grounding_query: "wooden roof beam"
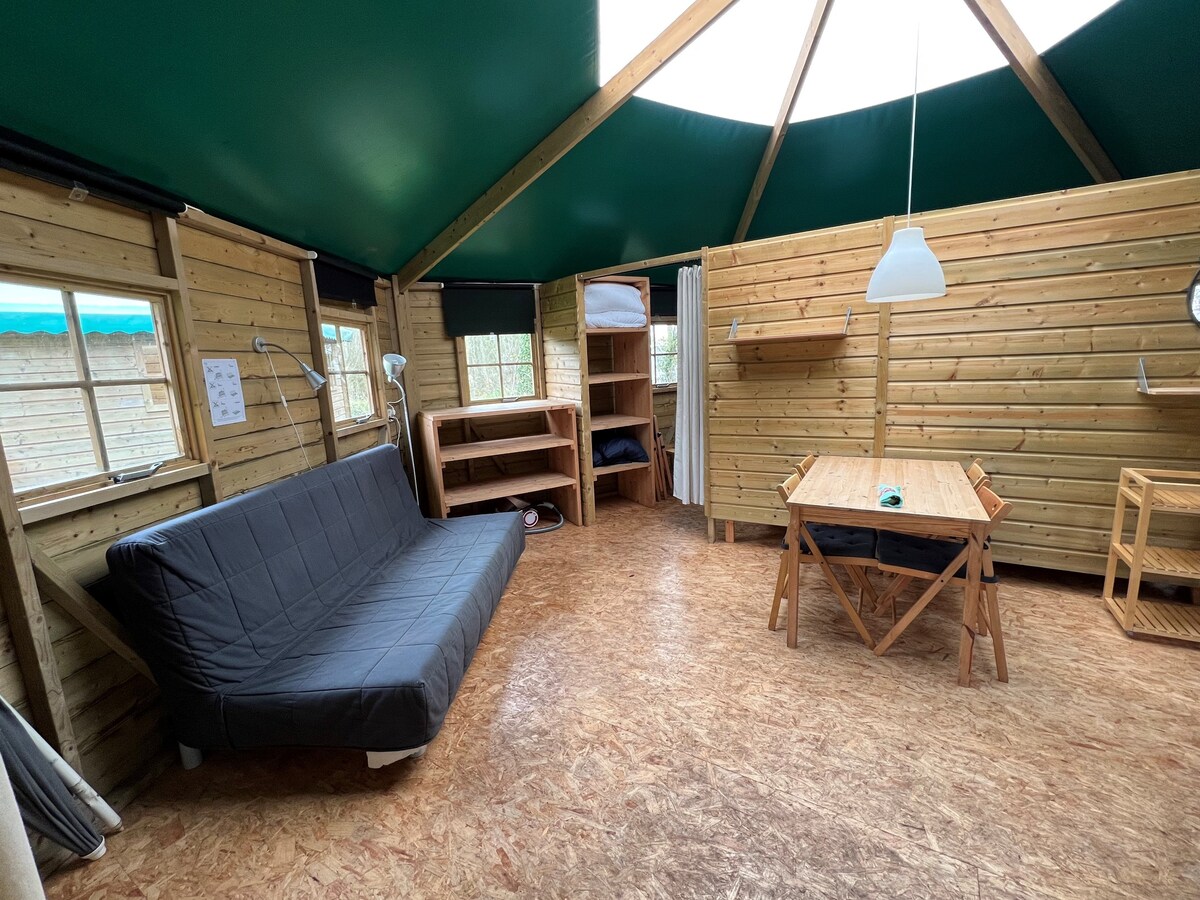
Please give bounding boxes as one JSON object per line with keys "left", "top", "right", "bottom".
{"left": 962, "top": 0, "right": 1120, "bottom": 183}
{"left": 392, "top": 0, "right": 742, "bottom": 291}
{"left": 733, "top": 0, "right": 834, "bottom": 243}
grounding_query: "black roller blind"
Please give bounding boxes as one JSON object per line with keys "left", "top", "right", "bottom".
{"left": 441, "top": 283, "right": 536, "bottom": 337}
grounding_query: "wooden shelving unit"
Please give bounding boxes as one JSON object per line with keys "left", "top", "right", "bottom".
{"left": 538, "top": 273, "right": 656, "bottom": 525}
{"left": 419, "top": 399, "right": 582, "bottom": 523}
{"left": 1102, "top": 467, "right": 1200, "bottom": 643}
{"left": 727, "top": 307, "right": 852, "bottom": 345}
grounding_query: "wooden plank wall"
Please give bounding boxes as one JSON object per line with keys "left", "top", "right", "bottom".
{"left": 705, "top": 170, "right": 1200, "bottom": 574}
{"left": 0, "top": 168, "right": 396, "bottom": 811}
{"left": 396, "top": 286, "right": 545, "bottom": 496}
{"left": 706, "top": 221, "right": 886, "bottom": 525}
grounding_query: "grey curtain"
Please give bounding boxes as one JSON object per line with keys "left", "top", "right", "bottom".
{"left": 0, "top": 702, "right": 102, "bottom": 858}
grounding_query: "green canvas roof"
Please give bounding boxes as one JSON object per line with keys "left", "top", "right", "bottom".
{"left": 0, "top": 0, "right": 1195, "bottom": 282}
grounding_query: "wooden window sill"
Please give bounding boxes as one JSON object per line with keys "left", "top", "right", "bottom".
{"left": 652, "top": 385, "right": 678, "bottom": 394}
{"left": 19, "top": 461, "right": 210, "bottom": 525}
{"left": 336, "top": 418, "right": 388, "bottom": 439}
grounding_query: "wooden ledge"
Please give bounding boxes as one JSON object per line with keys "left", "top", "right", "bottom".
{"left": 19, "top": 461, "right": 210, "bottom": 525}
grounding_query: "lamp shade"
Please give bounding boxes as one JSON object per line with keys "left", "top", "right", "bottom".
{"left": 300, "top": 363, "right": 327, "bottom": 391}
{"left": 866, "top": 226, "right": 946, "bottom": 303}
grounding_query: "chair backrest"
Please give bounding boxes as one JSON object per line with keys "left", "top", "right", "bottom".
{"left": 795, "top": 454, "right": 818, "bottom": 478}
{"left": 776, "top": 471, "right": 802, "bottom": 504}
{"left": 976, "top": 484, "right": 1013, "bottom": 533}
{"left": 965, "top": 458, "right": 991, "bottom": 490}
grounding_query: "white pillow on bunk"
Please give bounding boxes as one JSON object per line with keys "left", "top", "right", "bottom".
{"left": 583, "top": 282, "right": 646, "bottom": 328}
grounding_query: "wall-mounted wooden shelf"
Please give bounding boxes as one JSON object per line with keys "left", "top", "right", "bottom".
{"left": 1137, "top": 357, "right": 1200, "bottom": 396}
{"left": 727, "top": 307, "right": 851, "bottom": 345}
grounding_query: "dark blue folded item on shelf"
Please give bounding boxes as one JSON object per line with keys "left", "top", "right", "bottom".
{"left": 593, "top": 432, "right": 649, "bottom": 466}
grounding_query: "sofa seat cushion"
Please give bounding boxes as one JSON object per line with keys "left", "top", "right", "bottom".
{"left": 222, "top": 512, "right": 524, "bottom": 751}
{"left": 876, "top": 531, "right": 998, "bottom": 583}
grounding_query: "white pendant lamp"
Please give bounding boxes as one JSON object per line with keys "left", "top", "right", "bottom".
{"left": 866, "top": 19, "right": 946, "bottom": 304}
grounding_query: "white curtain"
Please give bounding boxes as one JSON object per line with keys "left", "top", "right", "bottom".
{"left": 673, "top": 264, "right": 705, "bottom": 505}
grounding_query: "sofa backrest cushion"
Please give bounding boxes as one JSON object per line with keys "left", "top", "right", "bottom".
{"left": 107, "top": 445, "right": 424, "bottom": 694}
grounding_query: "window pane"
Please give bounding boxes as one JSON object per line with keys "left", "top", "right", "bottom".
{"left": 464, "top": 334, "right": 499, "bottom": 365}
{"left": 340, "top": 324, "right": 367, "bottom": 370}
{"left": 653, "top": 323, "right": 678, "bottom": 354}
{"left": 498, "top": 332, "right": 532, "bottom": 364}
{"left": 501, "top": 364, "right": 535, "bottom": 399}
{"left": 322, "top": 324, "right": 345, "bottom": 375}
{"left": 95, "top": 384, "right": 183, "bottom": 470}
{"left": 468, "top": 365, "right": 502, "bottom": 401}
{"left": 0, "top": 282, "right": 76, "bottom": 384}
{"left": 655, "top": 354, "right": 678, "bottom": 386}
{"left": 0, "top": 387, "right": 100, "bottom": 491}
{"left": 347, "top": 374, "right": 373, "bottom": 420}
{"left": 76, "top": 293, "right": 168, "bottom": 383}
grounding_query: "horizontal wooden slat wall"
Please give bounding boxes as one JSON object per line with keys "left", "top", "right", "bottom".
{"left": 704, "top": 170, "right": 1200, "bottom": 574}
{"left": 890, "top": 170, "right": 1200, "bottom": 574}
{"left": 705, "top": 222, "right": 886, "bottom": 526}
{"left": 0, "top": 167, "right": 396, "bottom": 824}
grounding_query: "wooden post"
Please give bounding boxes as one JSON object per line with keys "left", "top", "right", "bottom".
{"left": 872, "top": 216, "right": 894, "bottom": 457}
{"left": 0, "top": 431, "right": 79, "bottom": 769}
{"left": 300, "top": 259, "right": 339, "bottom": 464}
{"left": 152, "top": 213, "right": 224, "bottom": 504}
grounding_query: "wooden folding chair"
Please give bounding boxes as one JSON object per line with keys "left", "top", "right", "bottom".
{"left": 965, "top": 458, "right": 992, "bottom": 490}
{"left": 870, "top": 485, "right": 1013, "bottom": 681}
{"left": 768, "top": 467, "right": 880, "bottom": 633}
{"left": 795, "top": 453, "right": 818, "bottom": 478}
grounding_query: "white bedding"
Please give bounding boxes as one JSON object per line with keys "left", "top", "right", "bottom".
{"left": 584, "top": 282, "right": 646, "bottom": 329}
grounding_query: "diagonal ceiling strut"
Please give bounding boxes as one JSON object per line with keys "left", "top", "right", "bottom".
{"left": 393, "top": 0, "right": 743, "bottom": 290}
{"left": 733, "top": 0, "right": 835, "bottom": 243}
{"left": 962, "top": 0, "right": 1120, "bottom": 183}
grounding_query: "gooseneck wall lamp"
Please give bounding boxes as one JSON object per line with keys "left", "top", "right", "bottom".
{"left": 251, "top": 337, "right": 327, "bottom": 391}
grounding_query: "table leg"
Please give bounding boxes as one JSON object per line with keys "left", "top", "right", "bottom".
{"left": 957, "top": 526, "right": 984, "bottom": 687}
{"left": 786, "top": 511, "right": 801, "bottom": 649}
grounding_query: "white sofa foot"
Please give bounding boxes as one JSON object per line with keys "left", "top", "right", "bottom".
{"left": 178, "top": 743, "right": 203, "bottom": 770}
{"left": 366, "top": 745, "right": 428, "bottom": 768}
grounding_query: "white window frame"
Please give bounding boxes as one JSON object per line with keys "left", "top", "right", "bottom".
{"left": 650, "top": 317, "right": 678, "bottom": 389}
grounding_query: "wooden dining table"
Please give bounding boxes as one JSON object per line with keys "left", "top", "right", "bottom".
{"left": 784, "top": 456, "right": 991, "bottom": 685}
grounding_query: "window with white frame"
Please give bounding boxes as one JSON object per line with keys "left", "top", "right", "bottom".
{"left": 460, "top": 333, "right": 539, "bottom": 403}
{"left": 0, "top": 278, "right": 186, "bottom": 494}
{"left": 320, "top": 318, "right": 377, "bottom": 424}
{"left": 651, "top": 319, "right": 678, "bottom": 387}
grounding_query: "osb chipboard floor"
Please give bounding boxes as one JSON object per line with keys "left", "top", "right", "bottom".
{"left": 45, "top": 500, "right": 1200, "bottom": 899}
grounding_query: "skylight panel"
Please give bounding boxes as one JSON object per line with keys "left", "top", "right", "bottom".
{"left": 598, "top": 0, "right": 1121, "bottom": 126}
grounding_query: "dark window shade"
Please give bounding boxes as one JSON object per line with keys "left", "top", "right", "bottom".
{"left": 0, "top": 126, "right": 186, "bottom": 214}
{"left": 441, "top": 283, "right": 536, "bottom": 337}
{"left": 315, "top": 257, "right": 378, "bottom": 307}
{"left": 650, "top": 283, "right": 677, "bottom": 319}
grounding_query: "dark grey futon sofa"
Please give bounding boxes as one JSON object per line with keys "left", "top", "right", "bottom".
{"left": 107, "top": 444, "right": 524, "bottom": 768}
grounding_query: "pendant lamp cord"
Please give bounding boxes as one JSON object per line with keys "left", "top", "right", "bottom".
{"left": 907, "top": 20, "right": 921, "bottom": 228}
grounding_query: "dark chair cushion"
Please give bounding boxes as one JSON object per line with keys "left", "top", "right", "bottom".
{"left": 782, "top": 524, "right": 876, "bottom": 560}
{"left": 876, "top": 530, "right": 999, "bottom": 583}
{"left": 593, "top": 432, "right": 649, "bottom": 466}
